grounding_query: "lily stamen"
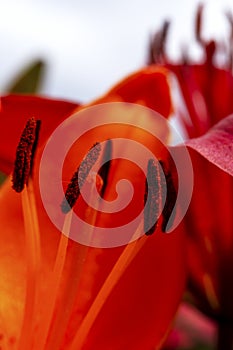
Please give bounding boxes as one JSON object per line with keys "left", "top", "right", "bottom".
{"left": 159, "top": 160, "right": 177, "bottom": 232}
{"left": 12, "top": 117, "right": 41, "bottom": 350}
{"left": 144, "top": 158, "right": 164, "bottom": 235}
{"left": 12, "top": 117, "right": 40, "bottom": 193}
{"left": 69, "top": 221, "right": 148, "bottom": 350}
{"left": 11, "top": 124, "right": 178, "bottom": 349}
{"left": 36, "top": 144, "right": 102, "bottom": 350}
{"left": 98, "top": 139, "right": 113, "bottom": 198}
{"left": 144, "top": 158, "right": 177, "bottom": 234}
{"left": 45, "top": 173, "right": 103, "bottom": 350}
{"left": 69, "top": 157, "right": 177, "bottom": 349}
{"left": 35, "top": 210, "right": 73, "bottom": 350}
{"left": 19, "top": 183, "right": 40, "bottom": 350}
{"left": 61, "top": 142, "right": 101, "bottom": 213}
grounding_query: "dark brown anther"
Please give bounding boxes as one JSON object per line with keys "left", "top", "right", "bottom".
{"left": 98, "top": 139, "right": 112, "bottom": 198}
{"left": 159, "top": 160, "right": 177, "bottom": 232}
{"left": 61, "top": 142, "right": 101, "bottom": 214}
{"left": 194, "top": 4, "right": 216, "bottom": 64}
{"left": 12, "top": 117, "right": 41, "bottom": 193}
{"left": 147, "top": 20, "right": 170, "bottom": 65}
{"left": 195, "top": 3, "right": 204, "bottom": 45}
{"left": 226, "top": 11, "right": 233, "bottom": 70}
{"left": 144, "top": 159, "right": 165, "bottom": 236}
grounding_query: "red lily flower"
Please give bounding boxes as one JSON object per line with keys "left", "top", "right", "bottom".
{"left": 175, "top": 11, "right": 233, "bottom": 348}
{"left": 163, "top": 302, "right": 216, "bottom": 349}
{"left": 168, "top": 63, "right": 233, "bottom": 138}
{"left": 0, "top": 67, "right": 186, "bottom": 349}
{"left": 183, "top": 117, "right": 233, "bottom": 347}
{"left": 149, "top": 5, "right": 233, "bottom": 348}
{"left": 147, "top": 5, "right": 233, "bottom": 349}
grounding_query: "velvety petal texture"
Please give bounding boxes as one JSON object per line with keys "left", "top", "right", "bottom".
{"left": 186, "top": 114, "right": 233, "bottom": 176}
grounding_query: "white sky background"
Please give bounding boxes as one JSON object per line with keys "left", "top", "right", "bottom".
{"left": 0, "top": 0, "right": 232, "bottom": 103}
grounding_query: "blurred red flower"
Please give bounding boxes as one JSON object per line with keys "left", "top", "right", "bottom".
{"left": 148, "top": 4, "right": 233, "bottom": 348}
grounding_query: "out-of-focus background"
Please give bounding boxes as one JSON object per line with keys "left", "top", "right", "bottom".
{"left": 0, "top": 0, "right": 232, "bottom": 102}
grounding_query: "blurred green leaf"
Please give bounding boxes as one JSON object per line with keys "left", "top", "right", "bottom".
{"left": 6, "top": 60, "right": 46, "bottom": 94}
{"left": 182, "top": 344, "right": 214, "bottom": 350}
{"left": 0, "top": 171, "right": 7, "bottom": 185}
{"left": 192, "top": 346, "right": 213, "bottom": 350}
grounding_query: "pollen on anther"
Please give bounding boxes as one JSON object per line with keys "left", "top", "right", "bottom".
{"left": 61, "top": 142, "right": 101, "bottom": 213}
{"left": 12, "top": 117, "right": 41, "bottom": 193}
{"left": 144, "top": 159, "right": 164, "bottom": 235}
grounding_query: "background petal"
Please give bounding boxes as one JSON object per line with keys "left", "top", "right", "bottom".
{"left": 186, "top": 114, "right": 233, "bottom": 177}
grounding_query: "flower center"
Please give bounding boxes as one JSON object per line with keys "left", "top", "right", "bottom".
{"left": 11, "top": 124, "right": 177, "bottom": 348}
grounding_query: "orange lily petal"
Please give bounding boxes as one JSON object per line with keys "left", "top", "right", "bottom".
{"left": 79, "top": 66, "right": 173, "bottom": 118}
{"left": 0, "top": 95, "right": 78, "bottom": 174}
